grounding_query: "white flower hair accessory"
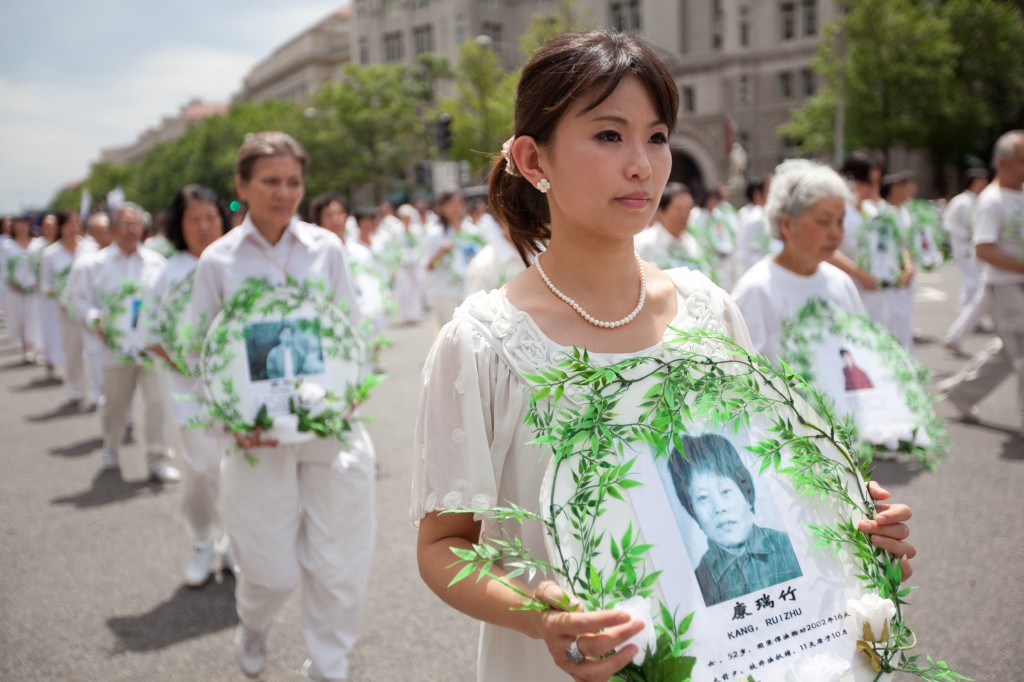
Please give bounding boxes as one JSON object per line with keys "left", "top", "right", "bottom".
{"left": 501, "top": 136, "right": 520, "bottom": 177}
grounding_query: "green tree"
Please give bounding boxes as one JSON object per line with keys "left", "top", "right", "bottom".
{"left": 935, "top": 0, "right": 1024, "bottom": 168}
{"left": 519, "top": 0, "right": 592, "bottom": 57}
{"left": 439, "top": 38, "right": 517, "bottom": 176}
{"left": 307, "top": 63, "right": 432, "bottom": 203}
{"left": 780, "top": 0, "right": 960, "bottom": 167}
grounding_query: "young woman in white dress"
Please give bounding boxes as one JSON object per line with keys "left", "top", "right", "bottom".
{"left": 145, "top": 185, "right": 231, "bottom": 587}
{"left": 412, "top": 30, "right": 916, "bottom": 682}
{"left": 34, "top": 213, "right": 62, "bottom": 377}
{"left": 3, "top": 216, "right": 44, "bottom": 362}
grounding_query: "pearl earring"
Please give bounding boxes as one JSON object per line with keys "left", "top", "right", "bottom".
{"left": 537, "top": 178, "right": 551, "bottom": 193}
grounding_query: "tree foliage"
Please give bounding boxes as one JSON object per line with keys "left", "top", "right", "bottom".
{"left": 49, "top": 6, "right": 597, "bottom": 213}
{"left": 779, "top": 0, "right": 1024, "bottom": 180}
{"left": 439, "top": 38, "right": 517, "bottom": 177}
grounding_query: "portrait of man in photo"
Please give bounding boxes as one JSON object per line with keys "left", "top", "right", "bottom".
{"left": 668, "top": 432, "right": 802, "bottom": 607}
{"left": 840, "top": 348, "right": 874, "bottom": 392}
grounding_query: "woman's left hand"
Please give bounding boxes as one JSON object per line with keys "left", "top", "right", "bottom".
{"left": 858, "top": 481, "right": 915, "bottom": 581}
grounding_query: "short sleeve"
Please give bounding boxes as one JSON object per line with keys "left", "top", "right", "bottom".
{"left": 410, "top": 316, "right": 529, "bottom": 525}
{"left": 972, "top": 189, "right": 1001, "bottom": 246}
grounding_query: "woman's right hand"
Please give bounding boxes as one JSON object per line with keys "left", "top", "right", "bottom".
{"left": 233, "top": 426, "right": 279, "bottom": 449}
{"left": 533, "top": 581, "right": 643, "bottom": 682}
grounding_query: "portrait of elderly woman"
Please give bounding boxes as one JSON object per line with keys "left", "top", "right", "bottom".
{"left": 668, "top": 433, "right": 802, "bottom": 607}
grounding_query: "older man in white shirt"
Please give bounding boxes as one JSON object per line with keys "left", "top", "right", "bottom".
{"left": 68, "top": 203, "right": 178, "bottom": 481}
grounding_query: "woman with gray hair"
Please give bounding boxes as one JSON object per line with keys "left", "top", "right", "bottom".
{"left": 732, "top": 159, "right": 866, "bottom": 363}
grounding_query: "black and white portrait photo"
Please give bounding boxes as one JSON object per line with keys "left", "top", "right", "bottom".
{"left": 664, "top": 432, "right": 802, "bottom": 607}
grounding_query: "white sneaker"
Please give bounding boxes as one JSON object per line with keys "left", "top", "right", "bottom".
{"left": 101, "top": 451, "right": 120, "bottom": 471}
{"left": 148, "top": 464, "right": 182, "bottom": 483}
{"left": 184, "top": 542, "right": 217, "bottom": 587}
{"left": 234, "top": 624, "right": 268, "bottom": 678}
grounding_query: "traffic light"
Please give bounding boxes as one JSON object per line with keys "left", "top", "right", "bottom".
{"left": 436, "top": 113, "right": 452, "bottom": 155}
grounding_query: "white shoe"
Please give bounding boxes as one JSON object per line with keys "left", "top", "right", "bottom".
{"left": 234, "top": 624, "right": 268, "bottom": 678}
{"left": 183, "top": 542, "right": 218, "bottom": 587}
{"left": 148, "top": 464, "right": 181, "bottom": 483}
{"left": 101, "top": 451, "right": 120, "bottom": 471}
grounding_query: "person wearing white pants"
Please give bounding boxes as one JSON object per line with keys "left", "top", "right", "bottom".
{"left": 146, "top": 184, "right": 232, "bottom": 586}
{"left": 2, "top": 216, "right": 44, "bottom": 361}
{"left": 940, "top": 131, "right": 1024, "bottom": 433}
{"left": 42, "top": 211, "right": 92, "bottom": 401}
{"left": 942, "top": 170, "right": 991, "bottom": 354}
{"left": 186, "top": 132, "right": 375, "bottom": 681}
{"left": 68, "top": 203, "right": 177, "bottom": 481}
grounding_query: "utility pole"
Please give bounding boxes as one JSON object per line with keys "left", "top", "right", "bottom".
{"left": 833, "top": 5, "right": 847, "bottom": 167}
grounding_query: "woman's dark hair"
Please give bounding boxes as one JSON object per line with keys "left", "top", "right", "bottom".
{"left": 668, "top": 433, "right": 756, "bottom": 521}
{"left": 55, "top": 210, "right": 77, "bottom": 241}
{"left": 308, "top": 192, "right": 348, "bottom": 226}
{"left": 236, "top": 131, "right": 309, "bottom": 181}
{"left": 488, "top": 29, "right": 680, "bottom": 264}
{"left": 962, "top": 167, "right": 989, "bottom": 190}
{"left": 434, "top": 191, "right": 462, "bottom": 230}
{"left": 745, "top": 177, "right": 767, "bottom": 203}
{"left": 165, "top": 184, "right": 230, "bottom": 252}
{"left": 840, "top": 151, "right": 878, "bottom": 184}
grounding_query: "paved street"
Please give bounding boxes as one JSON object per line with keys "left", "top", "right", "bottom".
{"left": 1, "top": 263, "right": 1021, "bottom": 681}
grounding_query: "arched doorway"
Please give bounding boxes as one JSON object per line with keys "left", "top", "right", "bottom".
{"left": 670, "top": 151, "right": 703, "bottom": 193}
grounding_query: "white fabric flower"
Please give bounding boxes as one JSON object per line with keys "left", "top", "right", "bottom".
{"left": 784, "top": 653, "right": 850, "bottom": 682}
{"left": 848, "top": 593, "right": 897, "bottom": 642}
{"left": 613, "top": 596, "right": 656, "bottom": 666}
{"left": 296, "top": 380, "right": 327, "bottom": 406}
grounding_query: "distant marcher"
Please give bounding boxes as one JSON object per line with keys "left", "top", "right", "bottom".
{"left": 941, "top": 169, "right": 992, "bottom": 356}
{"left": 940, "top": 130, "right": 1024, "bottom": 435}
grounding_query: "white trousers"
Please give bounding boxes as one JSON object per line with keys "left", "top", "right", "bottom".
{"left": 394, "top": 266, "right": 423, "bottom": 323}
{"left": 861, "top": 288, "right": 914, "bottom": 351}
{"left": 101, "top": 363, "right": 171, "bottom": 465}
{"left": 5, "top": 290, "right": 38, "bottom": 352}
{"left": 223, "top": 430, "right": 376, "bottom": 682}
{"left": 38, "top": 296, "right": 63, "bottom": 367}
{"left": 945, "top": 256, "right": 990, "bottom": 345}
{"left": 178, "top": 428, "right": 226, "bottom": 544}
{"left": 946, "top": 283, "right": 1024, "bottom": 426}
{"left": 57, "top": 311, "right": 87, "bottom": 400}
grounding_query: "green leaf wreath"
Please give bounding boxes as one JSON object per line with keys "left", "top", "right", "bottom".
{"left": 99, "top": 280, "right": 152, "bottom": 366}
{"left": 5, "top": 252, "right": 39, "bottom": 295}
{"left": 446, "top": 330, "right": 966, "bottom": 681}
{"left": 189, "top": 276, "right": 381, "bottom": 464}
{"left": 905, "top": 201, "right": 944, "bottom": 272}
{"left": 150, "top": 270, "right": 201, "bottom": 376}
{"left": 855, "top": 211, "right": 908, "bottom": 288}
{"left": 778, "top": 298, "right": 948, "bottom": 469}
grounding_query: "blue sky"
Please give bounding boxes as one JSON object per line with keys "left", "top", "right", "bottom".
{"left": 0, "top": 0, "right": 348, "bottom": 213}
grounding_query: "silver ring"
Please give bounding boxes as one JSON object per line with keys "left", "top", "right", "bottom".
{"left": 566, "top": 638, "right": 585, "bottom": 664}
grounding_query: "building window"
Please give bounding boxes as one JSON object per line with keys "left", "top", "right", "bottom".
{"left": 481, "top": 21, "right": 503, "bottom": 51}
{"left": 414, "top": 0, "right": 431, "bottom": 9}
{"left": 801, "top": 68, "right": 815, "bottom": 97}
{"left": 738, "top": 75, "right": 752, "bottom": 108}
{"left": 780, "top": 2, "right": 796, "bottom": 41}
{"left": 713, "top": 0, "right": 724, "bottom": 49}
{"left": 802, "top": 0, "right": 817, "bottom": 36}
{"left": 359, "top": 36, "right": 369, "bottom": 65}
{"left": 455, "top": 14, "right": 467, "bottom": 44}
{"left": 682, "top": 86, "right": 695, "bottom": 115}
{"left": 610, "top": 0, "right": 642, "bottom": 32}
{"left": 356, "top": 0, "right": 367, "bottom": 20}
{"left": 384, "top": 0, "right": 401, "bottom": 19}
{"left": 413, "top": 24, "right": 435, "bottom": 55}
{"left": 383, "top": 31, "right": 404, "bottom": 62}
{"left": 779, "top": 71, "right": 793, "bottom": 100}
{"left": 738, "top": 5, "right": 751, "bottom": 48}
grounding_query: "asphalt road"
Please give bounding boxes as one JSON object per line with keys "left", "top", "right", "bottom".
{"left": 1, "top": 262, "right": 1020, "bottom": 681}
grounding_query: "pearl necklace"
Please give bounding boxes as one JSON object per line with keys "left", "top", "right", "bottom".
{"left": 534, "top": 252, "right": 646, "bottom": 329}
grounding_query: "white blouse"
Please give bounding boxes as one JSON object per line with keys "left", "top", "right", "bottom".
{"left": 411, "top": 268, "right": 752, "bottom": 682}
